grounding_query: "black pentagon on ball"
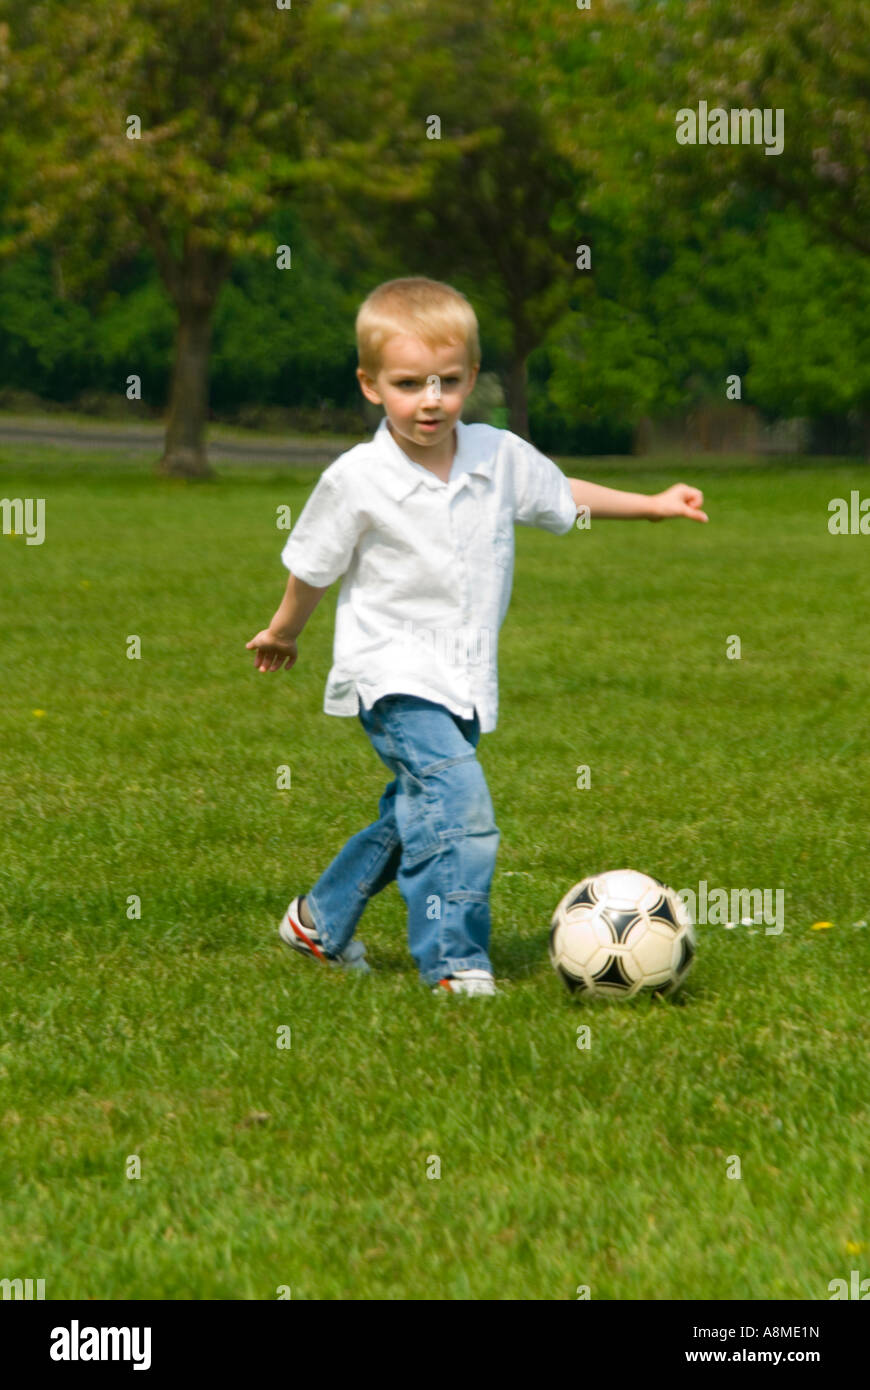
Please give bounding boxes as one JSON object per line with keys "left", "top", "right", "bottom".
{"left": 649, "top": 895, "right": 680, "bottom": 928}
{"left": 677, "top": 934, "right": 695, "bottom": 972}
{"left": 566, "top": 881, "right": 596, "bottom": 910}
{"left": 591, "top": 954, "right": 631, "bottom": 988}
{"left": 602, "top": 907, "right": 642, "bottom": 943}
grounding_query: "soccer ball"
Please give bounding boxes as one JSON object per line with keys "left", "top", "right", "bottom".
{"left": 549, "top": 869, "right": 695, "bottom": 999}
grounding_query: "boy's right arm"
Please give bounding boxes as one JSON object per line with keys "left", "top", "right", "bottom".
{"left": 246, "top": 572, "right": 330, "bottom": 673}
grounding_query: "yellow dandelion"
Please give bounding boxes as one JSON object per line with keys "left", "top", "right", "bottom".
{"left": 811, "top": 921, "right": 834, "bottom": 931}
{"left": 32, "top": 709, "right": 46, "bottom": 718}
{"left": 846, "top": 1241, "right": 864, "bottom": 1256}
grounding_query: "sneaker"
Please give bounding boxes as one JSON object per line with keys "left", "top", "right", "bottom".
{"left": 279, "top": 896, "right": 371, "bottom": 974}
{"left": 432, "top": 969, "right": 497, "bottom": 996}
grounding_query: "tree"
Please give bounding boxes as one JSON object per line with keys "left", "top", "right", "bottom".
{"left": 412, "top": 100, "right": 587, "bottom": 439}
{"left": 0, "top": 0, "right": 432, "bottom": 477}
{"left": 673, "top": 0, "right": 870, "bottom": 261}
{"left": 530, "top": 0, "right": 870, "bottom": 450}
{"left": 292, "top": 0, "right": 592, "bottom": 439}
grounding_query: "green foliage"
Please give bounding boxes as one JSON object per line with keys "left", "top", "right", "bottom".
{"left": 0, "top": 252, "right": 95, "bottom": 397}
{"left": 210, "top": 211, "right": 360, "bottom": 411}
{"left": 530, "top": 209, "right": 870, "bottom": 440}
{"left": 677, "top": 0, "right": 870, "bottom": 258}
{"left": 1, "top": 0, "right": 869, "bottom": 448}
{"left": 0, "top": 211, "right": 365, "bottom": 411}
{"left": 545, "top": 301, "right": 672, "bottom": 428}
{"left": 745, "top": 216, "right": 870, "bottom": 417}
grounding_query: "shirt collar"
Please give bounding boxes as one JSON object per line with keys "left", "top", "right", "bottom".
{"left": 373, "top": 416, "right": 495, "bottom": 501}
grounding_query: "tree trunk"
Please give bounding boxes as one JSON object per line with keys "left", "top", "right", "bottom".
{"left": 506, "top": 351, "right": 529, "bottom": 439}
{"left": 157, "top": 240, "right": 229, "bottom": 479}
{"left": 157, "top": 298, "right": 216, "bottom": 478}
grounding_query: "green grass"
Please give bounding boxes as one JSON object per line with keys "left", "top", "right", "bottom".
{"left": 1, "top": 444, "right": 869, "bottom": 1299}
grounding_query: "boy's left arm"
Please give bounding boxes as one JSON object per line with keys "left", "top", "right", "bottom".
{"left": 569, "top": 478, "right": 708, "bottom": 523}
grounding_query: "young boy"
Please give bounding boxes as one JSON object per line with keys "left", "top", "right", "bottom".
{"left": 246, "top": 277, "right": 707, "bottom": 996}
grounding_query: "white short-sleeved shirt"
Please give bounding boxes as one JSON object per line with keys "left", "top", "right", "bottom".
{"left": 280, "top": 416, "right": 577, "bottom": 733}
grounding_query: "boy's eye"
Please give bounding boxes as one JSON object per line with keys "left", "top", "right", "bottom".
{"left": 396, "top": 377, "right": 461, "bottom": 388}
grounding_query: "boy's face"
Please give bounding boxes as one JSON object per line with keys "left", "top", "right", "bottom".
{"left": 356, "top": 335, "right": 479, "bottom": 463}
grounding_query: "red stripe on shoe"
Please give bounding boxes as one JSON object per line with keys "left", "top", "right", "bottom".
{"left": 438, "top": 978, "right": 453, "bottom": 991}
{"left": 286, "top": 910, "right": 328, "bottom": 962}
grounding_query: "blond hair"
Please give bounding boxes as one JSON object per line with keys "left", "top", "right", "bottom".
{"left": 356, "top": 277, "right": 480, "bottom": 377}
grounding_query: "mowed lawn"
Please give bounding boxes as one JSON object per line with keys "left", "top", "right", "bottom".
{"left": 1, "top": 443, "right": 868, "bottom": 1300}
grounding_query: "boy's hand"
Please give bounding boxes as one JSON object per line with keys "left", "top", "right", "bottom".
{"left": 650, "top": 483, "right": 708, "bottom": 523}
{"left": 246, "top": 628, "right": 299, "bottom": 673}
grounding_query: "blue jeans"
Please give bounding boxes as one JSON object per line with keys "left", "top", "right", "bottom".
{"left": 305, "top": 694, "right": 500, "bottom": 985}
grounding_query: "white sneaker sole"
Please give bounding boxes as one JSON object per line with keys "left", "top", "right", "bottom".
{"left": 279, "top": 900, "right": 371, "bottom": 974}
{"left": 433, "top": 971, "right": 498, "bottom": 996}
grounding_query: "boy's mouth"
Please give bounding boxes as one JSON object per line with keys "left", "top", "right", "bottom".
{"left": 417, "top": 419, "right": 443, "bottom": 431}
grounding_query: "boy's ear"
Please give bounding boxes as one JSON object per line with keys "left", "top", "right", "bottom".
{"left": 356, "top": 366, "right": 382, "bottom": 405}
